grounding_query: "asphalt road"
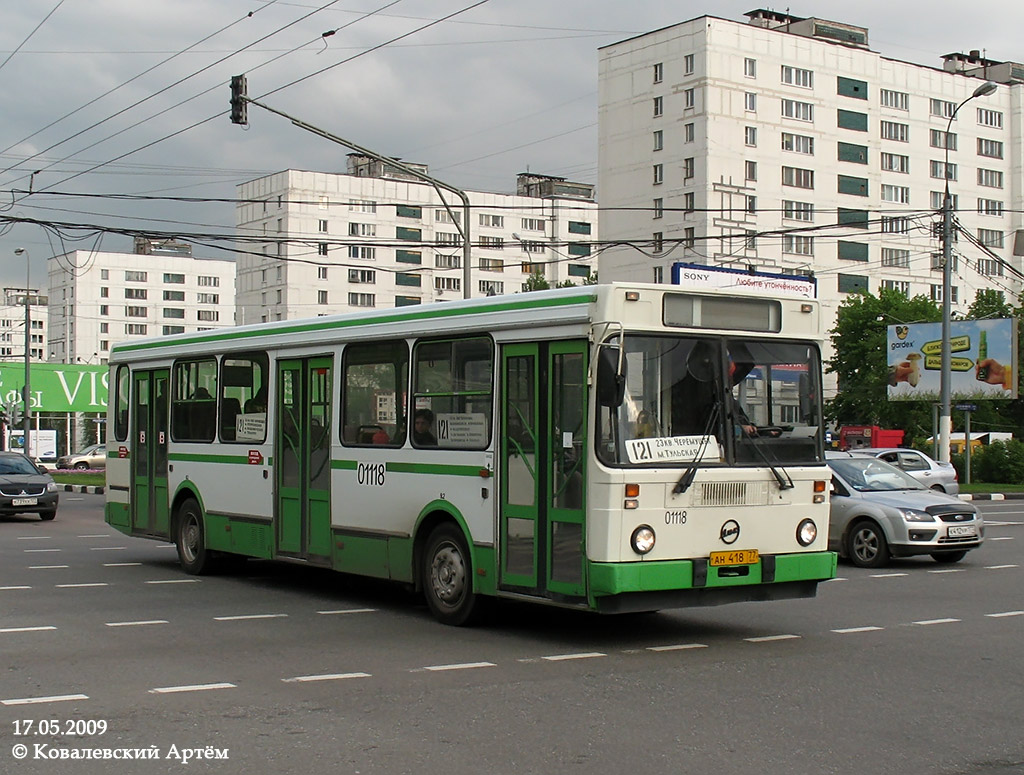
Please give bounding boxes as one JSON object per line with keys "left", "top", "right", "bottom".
{"left": 1, "top": 495, "right": 1021, "bottom": 775}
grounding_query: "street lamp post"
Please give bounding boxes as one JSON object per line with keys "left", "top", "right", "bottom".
{"left": 13, "top": 248, "right": 32, "bottom": 459}
{"left": 939, "top": 80, "right": 998, "bottom": 464}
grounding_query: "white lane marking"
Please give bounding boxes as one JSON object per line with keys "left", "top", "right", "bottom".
{"left": 78, "top": 534, "right": 113, "bottom": 538}
{"left": 16, "top": 536, "right": 52, "bottom": 541}
{"left": 105, "top": 620, "right": 170, "bottom": 628}
{"left": 103, "top": 562, "right": 142, "bottom": 567}
{"left": 282, "top": 672, "right": 371, "bottom": 683}
{"left": 985, "top": 564, "right": 1019, "bottom": 570}
{"left": 157, "top": 544, "right": 177, "bottom": 549}
{"left": 985, "top": 611, "right": 1024, "bottom": 618}
{"left": 317, "top": 608, "right": 377, "bottom": 615}
{"left": 928, "top": 569, "right": 965, "bottom": 574}
{"left": 149, "top": 683, "right": 236, "bottom": 695}
{"left": 28, "top": 565, "right": 69, "bottom": 570}
{"left": 541, "top": 652, "right": 606, "bottom": 661}
{"left": 89, "top": 547, "right": 127, "bottom": 551}
{"left": 55, "top": 583, "right": 108, "bottom": 589}
{"left": 914, "top": 618, "right": 961, "bottom": 626}
{"left": 422, "top": 662, "right": 496, "bottom": 672}
{"left": 1, "top": 694, "right": 89, "bottom": 706}
{"left": 870, "top": 572, "right": 908, "bottom": 578}
{"left": 826, "top": 577, "right": 849, "bottom": 582}
{"left": 745, "top": 634, "right": 801, "bottom": 643}
{"left": 0, "top": 585, "right": 31, "bottom": 591}
{"left": 832, "top": 626, "right": 884, "bottom": 634}
{"left": 647, "top": 643, "right": 708, "bottom": 652}
{"left": 213, "top": 614, "right": 288, "bottom": 621}
{"left": 987, "top": 537, "right": 1015, "bottom": 541}
{"left": 24, "top": 548, "right": 61, "bottom": 553}
{"left": 145, "top": 579, "right": 199, "bottom": 585}
{"left": 0, "top": 626, "right": 57, "bottom": 634}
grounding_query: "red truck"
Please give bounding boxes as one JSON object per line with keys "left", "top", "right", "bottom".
{"left": 838, "top": 425, "right": 905, "bottom": 451}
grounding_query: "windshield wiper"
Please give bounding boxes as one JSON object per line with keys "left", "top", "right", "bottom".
{"left": 730, "top": 397, "right": 794, "bottom": 490}
{"left": 674, "top": 403, "right": 719, "bottom": 494}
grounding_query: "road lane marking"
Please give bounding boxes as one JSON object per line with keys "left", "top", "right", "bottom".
{"left": 1, "top": 694, "right": 88, "bottom": 706}
{"left": 928, "top": 569, "right": 965, "bottom": 574}
{"left": 104, "top": 562, "right": 142, "bottom": 567}
{"left": 78, "top": 534, "right": 113, "bottom": 538}
{"left": 16, "top": 536, "right": 52, "bottom": 541}
{"left": 317, "top": 608, "right": 376, "bottom": 615}
{"left": 745, "top": 634, "right": 801, "bottom": 643}
{"left": 985, "top": 564, "right": 1019, "bottom": 570}
{"left": 422, "top": 662, "right": 496, "bottom": 672}
{"left": 105, "top": 620, "right": 170, "bottom": 627}
{"left": 826, "top": 577, "right": 849, "bottom": 582}
{"left": 89, "top": 547, "right": 127, "bottom": 551}
{"left": 0, "top": 626, "right": 57, "bottom": 634}
{"left": 987, "top": 537, "right": 1014, "bottom": 541}
{"left": 24, "top": 548, "right": 61, "bottom": 553}
{"left": 213, "top": 614, "right": 288, "bottom": 621}
{"left": 149, "top": 683, "right": 236, "bottom": 695}
{"left": 542, "top": 652, "right": 606, "bottom": 661}
{"left": 870, "top": 572, "right": 908, "bottom": 578}
{"left": 985, "top": 611, "right": 1024, "bottom": 618}
{"left": 647, "top": 643, "right": 708, "bottom": 652}
{"left": 913, "top": 618, "right": 961, "bottom": 626}
{"left": 55, "top": 583, "right": 109, "bottom": 588}
{"left": 282, "top": 672, "right": 371, "bottom": 683}
{"left": 145, "top": 579, "right": 199, "bottom": 584}
{"left": 29, "top": 565, "right": 69, "bottom": 570}
{"left": 0, "top": 586, "right": 31, "bottom": 591}
{"left": 832, "top": 626, "right": 884, "bottom": 634}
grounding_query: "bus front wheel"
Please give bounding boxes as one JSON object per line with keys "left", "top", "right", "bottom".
{"left": 423, "top": 524, "right": 479, "bottom": 626}
{"left": 175, "top": 499, "right": 213, "bottom": 575}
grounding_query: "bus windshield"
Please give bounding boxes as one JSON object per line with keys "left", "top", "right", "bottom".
{"left": 597, "top": 335, "right": 823, "bottom": 467}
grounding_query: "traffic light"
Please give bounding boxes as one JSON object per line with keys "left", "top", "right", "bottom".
{"left": 230, "top": 75, "right": 248, "bottom": 125}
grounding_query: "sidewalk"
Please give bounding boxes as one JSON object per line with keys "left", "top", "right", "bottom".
{"left": 58, "top": 484, "right": 104, "bottom": 495}
{"left": 959, "top": 491, "right": 1024, "bottom": 501}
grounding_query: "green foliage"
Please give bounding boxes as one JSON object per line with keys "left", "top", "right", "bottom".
{"left": 522, "top": 272, "right": 550, "bottom": 292}
{"left": 971, "top": 440, "right": 1024, "bottom": 483}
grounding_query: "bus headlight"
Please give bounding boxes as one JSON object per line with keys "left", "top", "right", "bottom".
{"left": 631, "top": 525, "right": 656, "bottom": 555}
{"left": 796, "top": 519, "right": 817, "bottom": 547}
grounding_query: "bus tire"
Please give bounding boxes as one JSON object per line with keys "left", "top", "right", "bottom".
{"left": 422, "top": 523, "right": 479, "bottom": 626}
{"left": 175, "top": 498, "right": 214, "bottom": 575}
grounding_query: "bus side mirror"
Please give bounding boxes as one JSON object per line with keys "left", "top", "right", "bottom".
{"left": 597, "top": 347, "right": 626, "bottom": 408}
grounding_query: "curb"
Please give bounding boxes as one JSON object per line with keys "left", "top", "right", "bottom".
{"left": 958, "top": 492, "right": 1024, "bottom": 501}
{"left": 59, "top": 485, "right": 105, "bottom": 495}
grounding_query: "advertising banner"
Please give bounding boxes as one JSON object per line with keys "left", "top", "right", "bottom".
{"left": 671, "top": 262, "right": 816, "bottom": 299}
{"left": 0, "top": 364, "right": 108, "bottom": 413}
{"left": 887, "top": 319, "right": 1017, "bottom": 401}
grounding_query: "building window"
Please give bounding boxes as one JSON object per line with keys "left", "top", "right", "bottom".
{"left": 930, "top": 98, "right": 956, "bottom": 119}
{"left": 838, "top": 175, "right": 868, "bottom": 197}
{"left": 653, "top": 164, "right": 663, "bottom": 185}
{"left": 781, "top": 132, "right": 814, "bottom": 155}
{"left": 782, "top": 200, "right": 814, "bottom": 221}
{"left": 479, "top": 213, "right": 504, "bottom": 228}
{"left": 978, "top": 168, "right": 1004, "bottom": 188}
{"left": 348, "top": 199, "right": 377, "bottom": 213}
{"left": 684, "top": 122, "right": 695, "bottom": 142}
{"left": 318, "top": 266, "right": 328, "bottom": 279}
{"left": 164, "top": 290, "right": 185, "bottom": 301}
{"left": 480, "top": 236, "right": 504, "bottom": 250}
{"left": 744, "top": 92, "right": 756, "bottom": 112}
{"left": 101, "top": 269, "right": 109, "bottom": 280}
{"left": 434, "top": 277, "right": 461, "bottom": 292}
{"left": 652, "top": 232, "right": 663, "bottom": 254}
{"left": 653, "top": 198, "right": 663, "bottom": 219}
{"left": 930, "top": 191, "right": 958, "bottom": 210}
{"left": 520, "top": 218, "right": 544, "bottom": 232}
{"left": 684, "top": 192, "right": 696, "bottom": 212}
{"left": 348, "top": 269, "right": 376, "bottom": 284}
{"left": 783, "top": 235, "right": 814, "bottom": 255}
{"left": 125, "top": 324, "right": 148, "bottom": 335}
{"left": 929, "top": 160, "right": 957, "bottom": 181}
{"left": 977, "top": 199, "right": 1004, "bottom": 216}
{"left": 568, "top": 243, "right": 591, "bottom": 257}
{"left": 838, "top": 241, "right": 869, "bottom": 262}
{"left": 348, "top": 246, "right": 376, "bottom": 260}
{"left": 435, "top": 254, "right": 461, "bottom": 269}
{"left": 349, "top": 222, "right": 376, "bottom": 237}
{"left": 781, "top": 99, "right": 813, "bottom": 122}
{"left": 929, "top": 284, "right": 960, "bottom": 304}
{"left": 396, "top": 205, "right": 422, "bottom": 219}
{"left": 977, "top": 108, "right": 1003, "bottom": 128}
{"left": 318, "top": 219, "right": 328, "bottom": 233}
{"left": 782, "top": 166, "right": 814, "bottom": 189}
{"left": 479, "top": 280, "right": 504, "bottom": 295}
{"left": 653, "top": 96, "right": 663, "bottom": 117}
{"left": 318, "top": 243, "right": 328, "bottom": 256}
{"left": 838, "top": 274, "right": 868, "bottom": 294}
{"left": 348, "top": 293, "right": 375, "bottom": 307}
{"left": 684, "top": 88, "right": 695, "bottom": 109}
{"left": 744, "top": 58, "right": 756, "bottom": 78}
{"left": 683, "top": 228, "right": 695, "bottom": 249}
{"left": 837, "top": 76, "right": 868, "bottom": 99}
{"left": 880, "top": 152, "right": 909, "bottom": 173}
{"left": 977, "top": 138, "right": 1003, "bottom": 158}
{"left": 683, "top": 157, "right": 694, "bottom": 179}
{"left": 837, "top": 142, "right": 868, "bottom": 163}
{"left": 163, "top": 273, "right": 185, "bottom": 283}
{"left": 100, "top": 305, "right": 108, "bottom": 316}
{"left": 125, "top": 306, "right": 147, "bottom": 318}
{"left": 197, "top": 293, "right": 219, "bottom": 304}
{"left": 880, "top": 120, "right": 909, "bottom": 142}
{"left": 881, "top": 280, "right": 911, "bottom": 295}
{"left": 100, "top": 323, "right": 108, "bottom": 334}
{"left": 125, "top": 270, "right": 147, "bottom": 282}
{"left": 745, "top": 195, "right": 756, "bottom": 214}
{"left": 881, "top": 216, "right": 910, "bottom": 234}
{"left": 100, "top": 287, "right": 109, "bottom": 298}
{"left": 745, "top": 160, "right": 757, "bottom": 181}
{"left": 880, "top": 88, "right": 909, "bottom": 110}
{"left": 744, "top": 126, "right": 757, "bottom": 147}
{"left": 978, "top": 228, "right": 1004, "bottom": 248}
{"left": 521, "top": 241, "right": 545, "bottom": 253}
{"left": 197, "top": 310, "right": 219, "bottom": 322}
{"left": 929, "top": 129, "right": 957, "bottom": 151}
{"left": 198, "top": 276, "right": 219, "bottom": 287}
{"left": 318, "top": 290, "right": 328, "bottom": 305}
{"left": 568, "top": 221, "right": 591, "bottom": 234}
{"left": 653, "top": 62, "right": 663, "bottom": 83}
{"left": 684, "top": 54, "right": 694, "bottom": 74}
{"left": 479, "top": 257, "right": 505, "bottom": 271}
{"left": 838, "top": 208, "right": 869, "bottom": 229}
{"left": 780, "top": 65, "right": 813, "bottom": 88}
{"left": 882, "top": 248, "right": 911, "bottom": 267}
{"left": 163, "top": 308, "right": 185, "bottom": 319}
{"left": 653, "top": 129, "right": 663, "bottom": 151}
{"left": 977, "top": 258, "right": 1003, "bottom": 277}
{"left": 435, "top": 209, "right": 461, "bottom": 225}
{"left": 881, "top": 184, "right": 910, "bottom": 204}
{"left": 837, "top": 109, "right": 868, "bottom": 131}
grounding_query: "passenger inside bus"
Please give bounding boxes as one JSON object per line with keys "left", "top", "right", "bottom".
{"left": 244, "top": 386, "right": 267, "bottom": 414}
{"left": 412, "top": 408, "right": 437, "bottom": 446}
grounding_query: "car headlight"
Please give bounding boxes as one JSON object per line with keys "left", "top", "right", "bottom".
{"left": 796, "top": 518, "right": 817, "bottom": 546}
{"left": 630, "top": 525, "right": 656, "bottom": 555}
{"left": 46, "top": 482, "right": 58, "bottom": 492}
{"left": 898, "top": 508, "right": 935, "bottom": 522}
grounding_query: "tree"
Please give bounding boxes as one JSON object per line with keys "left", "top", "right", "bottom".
{"left": 826, "top": 288, "right": 940, "bottom": 439}
{"left": 521, "top": 271, "right": 550, "bottom": 292}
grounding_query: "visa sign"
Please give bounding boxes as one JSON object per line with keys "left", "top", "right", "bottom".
{"left": 0, "top": 364, "right": 108, "bottom": 412}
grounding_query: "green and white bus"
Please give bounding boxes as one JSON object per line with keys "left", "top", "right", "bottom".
{"left": 105, "top": 283, "right": 836, "bottom": 624}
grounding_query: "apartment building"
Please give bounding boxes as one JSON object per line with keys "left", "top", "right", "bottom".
{"left": 234, "top": 158, "right": 598, "bottom": 324}
{"left": 46, "top": 244, "right": 236, "bottom": 364}
{"left": 0, "top": 289, "right": 47, "bottom": 361}
{"left": 598, "top": 9, "right": 1024, "bottom": 349}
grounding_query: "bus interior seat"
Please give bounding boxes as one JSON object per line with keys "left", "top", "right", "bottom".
{"left": 358, "top": 425, "right": 385, "bottom": 444}
{"left": 221, "top": 397, "right": 241, "bottom": 440}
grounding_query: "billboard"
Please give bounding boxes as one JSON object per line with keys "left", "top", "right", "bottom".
{"left": 0, "top": 364, "right": 108, "bottom": 413}
{"left": 671, "top": 262, "right": 816, "bottom": 298}
{"left": 887, "top": 319, "right": 1017, "bottom": 401}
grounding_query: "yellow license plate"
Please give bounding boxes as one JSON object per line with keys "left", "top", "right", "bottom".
{"left": 709, "top": 549, "right": 759, "bottom": 567}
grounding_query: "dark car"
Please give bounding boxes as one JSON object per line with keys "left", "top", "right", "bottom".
{"left": 0, "top": 452, "right": 60, "bottom": 521}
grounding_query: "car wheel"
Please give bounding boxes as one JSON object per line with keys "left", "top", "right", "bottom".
{"left": 846, "top": 519, "right": 890, "bottom": 568}
{"left": 39, "top": 509, "right": 56, "bottom": 521}
{"left": 931, "top": 550, "right": 968, "bottom": 564}
{"left": 74, "top": 462, "right": 90, "bottom": 470}
{"left": 422, "top": 523, "right": 479, "bottom": 626}
{"left": 930, "top": 484, "right": 944, "bottom": 492}
{"left": 175, "top": 498, "right": 213, "bottom": 575}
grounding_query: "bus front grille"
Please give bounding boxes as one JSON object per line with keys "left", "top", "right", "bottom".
{"left": 696, "top": 481, "right": 769, "bottom": 506}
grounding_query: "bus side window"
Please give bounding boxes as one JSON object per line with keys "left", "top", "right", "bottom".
{"left": 412, "top": 337, "right": 493, "bottom": 450}
{"left": 171, "top": 359, "right": 217, "bottom": 443}
{"left": 341, "top": 340, "right": 408, "bottom": 448}
{"left": 114, "top": 365, "right": 131, "bottom": 441}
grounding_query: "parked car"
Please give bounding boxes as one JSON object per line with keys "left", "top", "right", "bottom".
{"left": 0, "top": 452, "right": 60, "bottom": 521}
{"left": 56, "top": 443, "right": 106, "bottom": 470}
{"left": 826, "top": 451, "right": 982, "bottom": 568}
{"left": 851, "top": 447, "right": 958, "bottom": 495}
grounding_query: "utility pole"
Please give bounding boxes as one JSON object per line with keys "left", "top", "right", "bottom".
{"left": 230, "top": 75, "right": 473, "bottom": 299}
{"left": 13, "top": 248, "right": 31, "bottom": 459}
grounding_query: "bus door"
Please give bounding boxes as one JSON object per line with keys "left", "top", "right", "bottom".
{"left": 275, "top": 357, "right": 333, "bottom": 560}
{"left": 131, "top": 369, "right": 170, "bottom": 536}
{"left": 499, "top": 341, "right": 588, "bottom": 598}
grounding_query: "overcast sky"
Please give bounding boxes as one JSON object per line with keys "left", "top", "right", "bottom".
{"left": 1, "top": 0, "right": 1021, "bottom": 289}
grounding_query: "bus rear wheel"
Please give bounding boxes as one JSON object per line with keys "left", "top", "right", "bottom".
{"left": 423, "top": 524, "right": 479, "bottom": 626}
{"left": 175, "top": 498, "right": 213, "bottom": 575}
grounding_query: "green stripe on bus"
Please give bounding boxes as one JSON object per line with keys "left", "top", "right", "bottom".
{"left": 168, "top": 453, "right": 253, "bottom": 465}
{"left": 113, "top": 293, "right": 596, "bottom": 354}
{"left": 331, "top": 459, "right": 484, "bottom": 477}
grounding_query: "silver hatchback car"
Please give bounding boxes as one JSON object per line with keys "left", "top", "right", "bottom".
{"left": 826, "top": 452, "right": 983, "bottom": 568}
{"left": 851, "top": 447, "right": 958, "bottom": 494}
{"left": 56, "top": 443, "right": 106, "bottom": 470}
